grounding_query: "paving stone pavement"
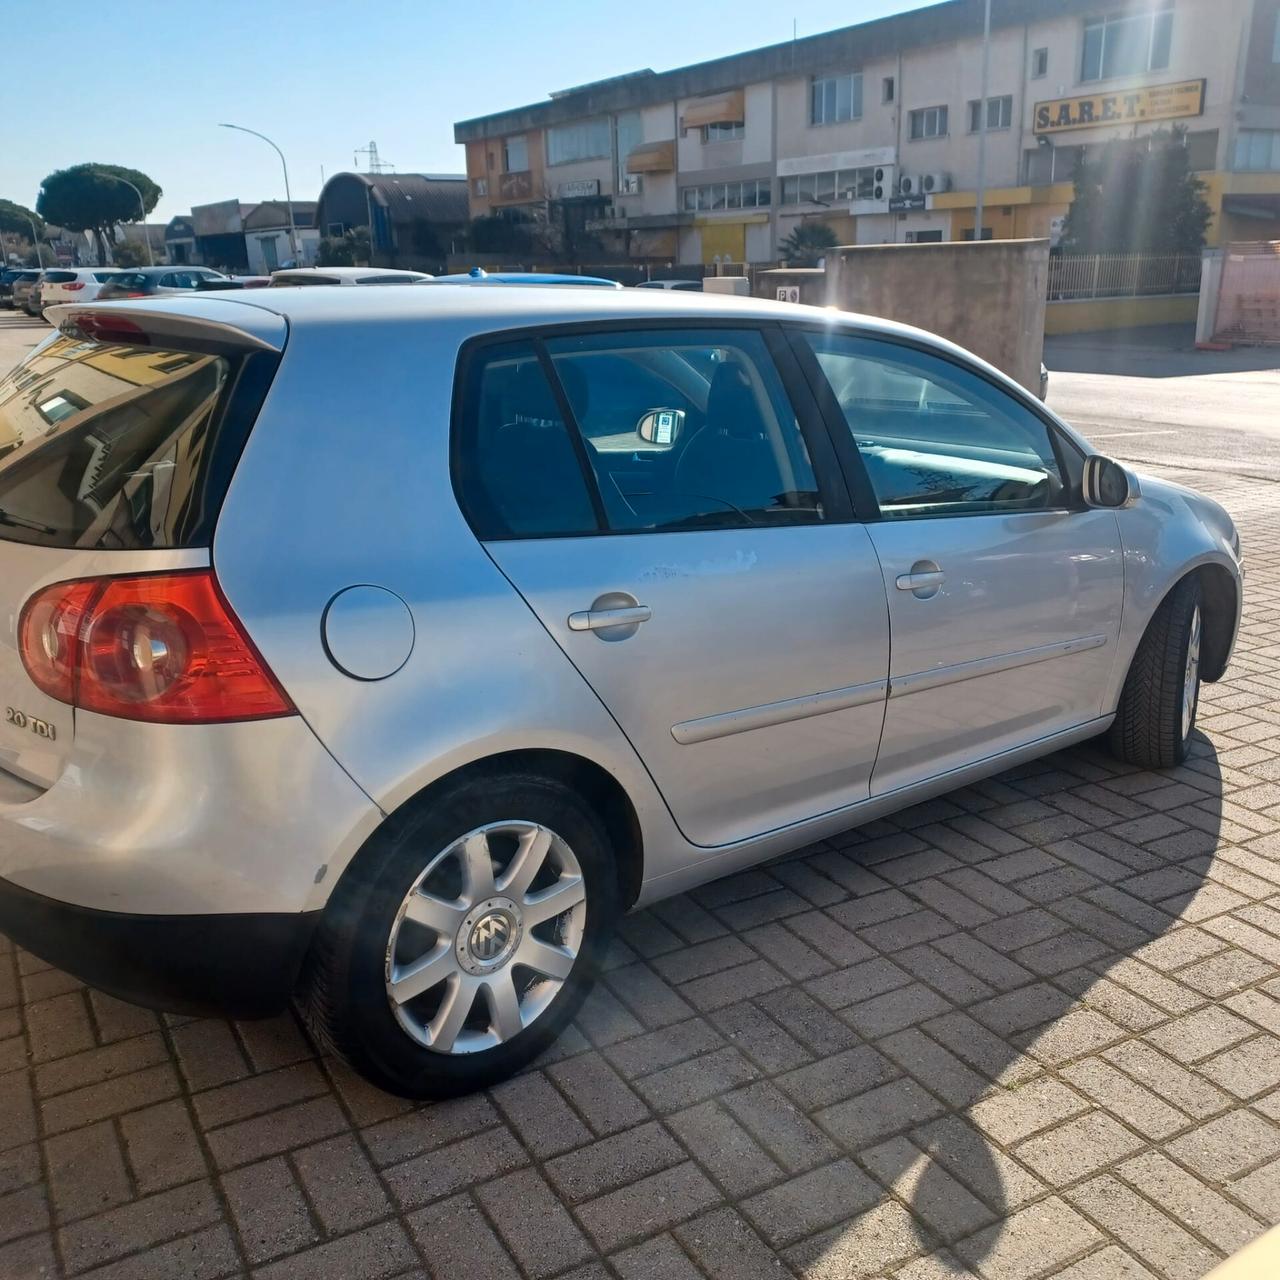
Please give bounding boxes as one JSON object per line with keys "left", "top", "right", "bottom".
{"left": 2, "top": 463, "right": 1278, "bottom": 1280}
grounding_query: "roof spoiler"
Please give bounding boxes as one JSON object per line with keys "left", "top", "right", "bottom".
{"left": 47, "top": 298, "right": 287, "bottom": 356}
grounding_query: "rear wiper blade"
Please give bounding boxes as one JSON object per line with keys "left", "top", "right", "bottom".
{"left": 0, "top": 507, "right": 57, "bottom": 535}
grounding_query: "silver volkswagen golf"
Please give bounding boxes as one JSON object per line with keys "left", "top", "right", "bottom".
{"left": 0, "top": 287, "right": 1242, "bottom": 1097}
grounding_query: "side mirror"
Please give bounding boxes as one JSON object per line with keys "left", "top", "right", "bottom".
{"left": 1082, "top": 454, "right": 1138, "bottom": 508}
{"left": 637, "top": 408, "right": 684, "bottom": 446}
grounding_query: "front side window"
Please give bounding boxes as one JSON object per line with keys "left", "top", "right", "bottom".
{"left": 455, "top": 330, "right": 824, "bottom": 538}
{"left": 504, "top": 135, "right": 529, "bottom": 173}
{"left": 812, "top": 73, "right": 863, "bottom": 125}
{"left": 1081, "top": 4, "right": 1173, "bottom": 81}
{"left": 799, "top": 330, "right": 1064, "bottom": 518}
{"left": 968, "top": 95, "right": 1014, "bottom": 132}
{"left": 547, "top": 118, "right": 611, "bottom": 166}
{"left": 909, "top": 105, "right": 949, "bottom": 140}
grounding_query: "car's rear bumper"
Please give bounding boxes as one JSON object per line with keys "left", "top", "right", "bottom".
{"left": 0, "top": 873, "right": 318, "bottom": 1016}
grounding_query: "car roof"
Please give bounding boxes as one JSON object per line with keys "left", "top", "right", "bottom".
{"left": 56, "top": 280, "right": 915, "bottom": 343}
{"left": 429, "top": 272, "right": 622, "bottom": 288}
{"left": 49, "top": 285, "right": 1059, "bottom": 428}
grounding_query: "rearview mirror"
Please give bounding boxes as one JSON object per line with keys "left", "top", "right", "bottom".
{"left": 1082, "top": 454, "right": 1138, "bottom": 508}
{"left": 637, "top": 408, "right": 685, "bottom": 446}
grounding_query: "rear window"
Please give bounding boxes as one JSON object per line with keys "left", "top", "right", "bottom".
{"left": 43, "top": 271, "right": 77, "bottom": 283}
{"left": 93, "top": 271, "right": 119, "bottom": 283}
{"left": 107, "top": 272, "right": 147, "bottom": 291}
{"left": 0, "top": 331, "right": 270, "bottom": 549}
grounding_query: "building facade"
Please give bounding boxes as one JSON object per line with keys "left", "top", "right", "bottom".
{"left": 314, "top": 173, "right": 469, "bottom": 272}
{"left": 454, "top": 0, "right": 1280, "bottom": 265}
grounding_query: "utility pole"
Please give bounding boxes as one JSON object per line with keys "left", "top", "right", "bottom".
{"left": 974, "top": 0, "right": 992, "bottom": 243}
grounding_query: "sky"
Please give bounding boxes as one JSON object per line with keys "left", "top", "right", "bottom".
{"left": 1, "top": 0, "right": 922, "bottom": 225}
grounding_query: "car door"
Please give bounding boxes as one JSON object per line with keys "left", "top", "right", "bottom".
{"left": 457, "top": 323, "right": 891, "bottom": 847}
{"left": 792, "top": 327, "right": 1124, "bottom": 797}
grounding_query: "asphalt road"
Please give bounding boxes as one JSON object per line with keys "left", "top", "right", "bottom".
{"left": 1046, "top": 325, "right": 1280, "bottom": 483}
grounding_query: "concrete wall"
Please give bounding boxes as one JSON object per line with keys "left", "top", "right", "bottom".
{"left": 1046, "top": 293, "right": 1200, "bottom": 335}
{"left": 825, "top": 238, "right": 1049, "bottom": 392}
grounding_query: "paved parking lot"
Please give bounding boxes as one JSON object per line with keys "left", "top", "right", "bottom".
{"left": 3, "top": 315, "right": 1280, "bottom": 1279}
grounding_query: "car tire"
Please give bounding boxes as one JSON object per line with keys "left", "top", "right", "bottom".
{"left": 300, "top": 770, "right": 617, "bottom": 1099}
{"left": 1108, "top": 575, "right": 1203, "bottom": 769}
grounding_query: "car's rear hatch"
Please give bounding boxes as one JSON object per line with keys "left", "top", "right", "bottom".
{"left": 0, "top": 300, "right": 285, "bottom": 791}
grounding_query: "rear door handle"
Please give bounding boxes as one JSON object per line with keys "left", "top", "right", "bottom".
{"left": 895, "top": 571, "right": 945, "bottom": 591}
{"left": 568, "top": 604, "right": 652, "bottom": 632}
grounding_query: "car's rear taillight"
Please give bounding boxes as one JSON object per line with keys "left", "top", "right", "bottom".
{"left": 63, "top": 282, "right": 86, "bottom": 291}
{"left": 19, "top": 570, "right": 294, "bottom": 724}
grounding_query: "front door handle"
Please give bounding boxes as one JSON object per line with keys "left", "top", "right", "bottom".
{"left": 568, "top": 604, "right": 652, "bottom": 633}
{"left": 895, "top": 560, "right": 945, "bottom": 599}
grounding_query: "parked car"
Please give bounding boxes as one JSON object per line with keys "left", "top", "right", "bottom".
{"left": 37, "top": 268, "right": 125, "bottom": 309}
{"left": 22, "top": 277, "right": 45, "bottom": 316}
{"left": 269, "top": 266, "right": 432, "bottom": 286}
{"left": 0, "top": 287, "right": 1242, "bottom": 1098}
{"left": 635, "top": 278, "right": 703, "bottom": 291}
{"left": 96, "top": 267, "right": 230, "bottom": 300}
{"left": 426, "top": 269, "right": 623, "bottom": 288}
{"left": 194, "top": 276, "right": 271, "bottom": 291}
{"left": 0, "top": 267, "right": 39, "bottom": 309}
{"left": 9, "top": 271, "right": 42, "bottom": 314}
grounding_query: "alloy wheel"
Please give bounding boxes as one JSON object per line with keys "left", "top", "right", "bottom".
{"left": 384, "top": 821, "right": 587, "bottom": 1053}
{"left": 1182, "top": 604, "right": 1201, "bottom": 742}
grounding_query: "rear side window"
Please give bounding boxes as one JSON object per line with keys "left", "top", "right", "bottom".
{"left": 0, "top": 331, "right": 271, "bottom": 549}
{"left": 454, "top": 328, "right": 824, "bottom": 539}
{"left": 454, "top": 341, "right": 598, "bottom": 538}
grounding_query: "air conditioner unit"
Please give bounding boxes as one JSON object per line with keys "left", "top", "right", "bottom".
{"left": 920, "top": 172, "right": 951, "bottom": 193}
{"left": 872, "top": 165, "right": 895, "bottom": 202}
{"left": 898, "top": 173, "right": 918, "bottom": 195}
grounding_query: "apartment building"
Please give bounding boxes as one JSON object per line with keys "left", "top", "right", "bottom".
{"left": 455, "top": 0, "right": 1280, "bottom": 265}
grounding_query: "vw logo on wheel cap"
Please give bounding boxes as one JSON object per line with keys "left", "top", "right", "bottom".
{"left": 470, "top": 912, "right": 512, "bottom": 961}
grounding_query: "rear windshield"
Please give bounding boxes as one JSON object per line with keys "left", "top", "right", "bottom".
{"left": 43, "top": 271, "right": 77, "bottom": 283}
{"left": 106, "top": 272, "right": 147, "bottom": 291}
{"left": 92, "top": 271, "right": 119, "bottom": 283}
{"left": 0, "top": 332, "right": 266, "bottom": 549}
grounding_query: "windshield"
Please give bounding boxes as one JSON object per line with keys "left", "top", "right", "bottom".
{"left": 0, "top": 332, "right": 244, "bottom": 549}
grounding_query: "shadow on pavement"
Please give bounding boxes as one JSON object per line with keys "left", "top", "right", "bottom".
{"left": 1045, "top": 324, "right": 1280, "bottom": 378}
{"left": 800, "top": 732, "right": 1222, "bottom": 1275}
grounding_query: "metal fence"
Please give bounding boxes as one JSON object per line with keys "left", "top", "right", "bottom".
{"left": 1047, "top": 253, "right": 1202, "bottom": 300}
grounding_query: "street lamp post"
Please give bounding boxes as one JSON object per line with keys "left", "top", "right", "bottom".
{"left": 27, "top": 217, "right": 43, "bottom": 267}
{"left": 974, "top": 0, "right": 992, "bottom": 243}
{"left": 89, "top": 170, "right": 153, "bottom": 265}
{"left": 219, "top": 123, "right": 300, "bottom": 265}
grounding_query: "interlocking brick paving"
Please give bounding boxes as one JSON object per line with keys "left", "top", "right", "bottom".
{"left": 2, "top": 462, "right": 1277, "bottom": 1279}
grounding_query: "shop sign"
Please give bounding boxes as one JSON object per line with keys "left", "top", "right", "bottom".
{"left": 555, "top": 179, "right": 601, "bottom": 199}
{"left": 1033, "top": 79, "right": 1205, "bottom": 134}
